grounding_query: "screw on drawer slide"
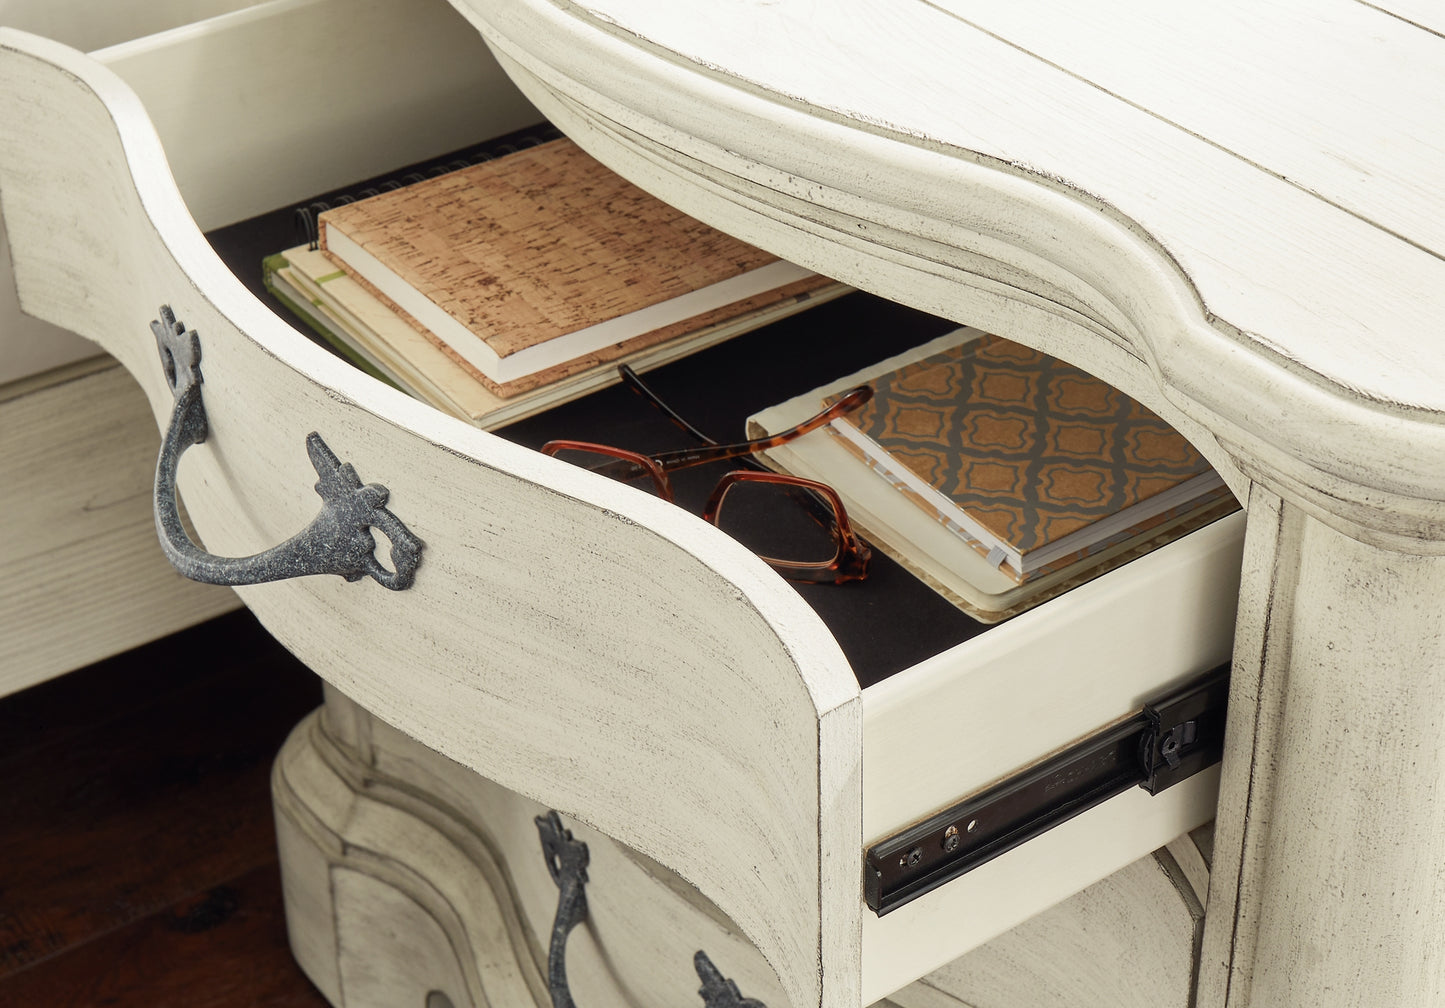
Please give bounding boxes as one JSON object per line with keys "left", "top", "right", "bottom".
{"left": 864, "top": 662, "right": 1229, "bottom": 916}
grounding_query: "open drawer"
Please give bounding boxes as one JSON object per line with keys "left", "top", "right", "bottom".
{"left": 0, "top": 17, "right": 1243, "bottom": 1008}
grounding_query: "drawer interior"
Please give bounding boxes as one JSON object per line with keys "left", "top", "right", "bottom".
{"left": 83, "top": 0, "right": 540, "bottom": 231}
{"left": 207, "top": 137, "right": 1242, "bottom": 685}
{"left": 1, "top": 0, "right": 538, "bottom": 380}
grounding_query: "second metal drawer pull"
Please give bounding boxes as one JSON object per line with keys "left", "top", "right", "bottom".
{"left": 535, "top": 811, "right": 766, "bottom": 1008}
{"left": 151, "top": 305, "right": 423, "bottom": 590}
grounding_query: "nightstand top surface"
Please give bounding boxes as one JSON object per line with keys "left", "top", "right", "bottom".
{"left": 467, "top": 0, "right": 1445, "bottom": 421}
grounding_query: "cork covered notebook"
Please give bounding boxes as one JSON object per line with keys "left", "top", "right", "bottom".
{"left": 827, "top": 332, "right": 1229, "bottom": 583}
{"left": 318, "top": 137, "right": 829, "bottom": 397}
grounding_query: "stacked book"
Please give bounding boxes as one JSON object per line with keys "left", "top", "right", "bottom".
{"left": 265, "top": 136, "right": 847, "bottom": 429}
{"left": 749, "top": 328, "right": 1238, "bottom": 621}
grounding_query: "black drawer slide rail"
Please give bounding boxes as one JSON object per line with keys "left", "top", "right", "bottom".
{"left": 865, "top": 662, "right": 1229, "bottom": 916}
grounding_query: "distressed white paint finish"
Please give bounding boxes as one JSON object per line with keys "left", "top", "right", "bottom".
{"left": 0, "top": 218, "right": 96, "bottom": 383}
{"left": 0, "top": 358, "right": 238, "bottom": 693}
{"left": 453, "top": 0, "right": 1445, "bottom": 545}
{"left": 10, "top": 1, "right": 1445, "bottom": 1004}
{"left": 1200, "top": 490, "right": 1445, "bottom": 1006}
{"left": 277, "top": 687, "right": 791, "bottom": 1008}
{"left": 0, "top": 23, "right": 1260, "bottom": 999}
{"left": 282, "top": 687, "right": 1211, "bottom": 1008}
{"left": 451, "top": 2, "right": 1445, "bottom": 1004}
{"left": 0, "top": 33, "right": 860, "bottom": 1008}
{"left": 523, "top": 0, "right": 1445, "bottom": 413}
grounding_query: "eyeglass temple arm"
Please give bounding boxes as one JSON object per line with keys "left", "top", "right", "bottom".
{"left": 645, "top": 385, "right": 873, "bottom": 476}
{"left": 618, "top": 364, "right": 720, "bottom": 446}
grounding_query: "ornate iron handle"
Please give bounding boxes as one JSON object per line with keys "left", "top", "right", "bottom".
{"left": 152, "top": 305, "right": 423, "bottom": 589}
{"left": 535, "top": 812, "right": 767, "bottom": 1008}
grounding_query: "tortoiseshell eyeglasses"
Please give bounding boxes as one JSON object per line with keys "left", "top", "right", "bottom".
{"left": 541, "top": 367, "right": 872, "bottom": 584}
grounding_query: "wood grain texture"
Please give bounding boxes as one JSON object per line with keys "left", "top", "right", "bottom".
{"left": 0, "top": 213, "right": 96, "bottom": 382}
{"left": 0, "top": 610, "right": 324, "bottom": 1003}
{"left": 18, "top": 4, "right": 1445, "bottom": 1006}
{"left": 0, "top": 358, "right": 238, "bottom": 695}
{"left": 1201, "top": 490, "right": 1445, "bottom": 1007}
{"left": 285, "top": 687, "right": 1212, "bottom": 1008}
{"left": 446, "top": 6, "right": 1445, "bottom": 1003}
{"left": 0, "top": 864, "right": 329, "bottom": 1008}
{"left": 503, "top": 0, "right": 1445, "bottom": 410}
{"left": 0, "top": 15, "right": 1252, "bottom": 1005}
{"left": 456, "top": 0, "right": 1445, "bottom": 554}
{"left": 0, "top": 32, "right": 861, "bottom": 1008}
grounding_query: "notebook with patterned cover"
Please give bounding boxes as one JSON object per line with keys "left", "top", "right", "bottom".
{"left": 827, "top": 332, "right": 1229, "bottom": 583}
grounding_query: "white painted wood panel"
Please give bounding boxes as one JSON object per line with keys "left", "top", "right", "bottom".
{"left": 862, "top": 512, "right": 1241, "bottom": 842}
{"left": 932, "top": 0, "right": 1445, "bottom": 250}
{"left": 1201, "top": 492, "right": 1445, "bottom": 1006}
{"left": 887, "top": 835, "right": 1206, "bottom": 1008}
{"left": 0, "top": 0, "right": 259, "bottom": 52}
{"left": 862, "top": 771, "right": 1218, "bottom": 1003}
{"left": 853, "top": 511, "right": 1239, "bottom": 994}
{"left": 1371, "top": 0, "right": 1445, "bottom": 36}
{"left": 0, "top": 358, "right": 238, "bottom": 694}
{"left": 0, "top": 216, "right": 97, "bottom": 383}
{"left": 0, "top": 33, "right": 861, "bottom": 1008}
{"left": 92, "top": 0, "right": 542, "bottom": 231}
{"left": 451, "top": 3, "right": 1445, "bottom": 1004}
{"left": 459, "top": 0, "right": 1445, "bottom": 454}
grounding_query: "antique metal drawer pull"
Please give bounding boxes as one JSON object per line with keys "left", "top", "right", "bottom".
{"left": 535, "top": 811, "right": 766, "bottom": 1008}
{"left": 152, "top": 305, "right": 423, "bottom": 589}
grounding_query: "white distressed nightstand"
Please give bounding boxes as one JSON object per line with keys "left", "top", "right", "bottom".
{"left": 2, "top": 2, "right": 1440, "bottom": 1006}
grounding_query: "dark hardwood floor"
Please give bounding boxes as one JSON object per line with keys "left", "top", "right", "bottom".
{"left": 0, "top": 611, "right": 332, "bottom": 1007}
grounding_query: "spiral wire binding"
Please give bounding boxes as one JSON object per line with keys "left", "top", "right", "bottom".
{"left": 294, "top": 123, "right": 564, "bottom": 249}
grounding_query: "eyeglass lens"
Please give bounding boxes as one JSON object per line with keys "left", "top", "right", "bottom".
{"left": 711, "top": 478, "right": 841, "bottom": 566}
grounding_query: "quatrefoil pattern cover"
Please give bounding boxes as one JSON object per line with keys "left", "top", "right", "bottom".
{"left": 835, "top": 333, "right": 1221, "bottom": 579}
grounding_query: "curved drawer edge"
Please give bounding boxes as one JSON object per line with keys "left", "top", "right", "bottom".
{"left": 0, "top": 29, "right": 863, "bottom": 1008}
{"left": 462, "top": 0, "right": 1445, "bottom": 550}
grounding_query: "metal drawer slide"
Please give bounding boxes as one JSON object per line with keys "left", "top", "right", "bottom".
{"left": 865, "top": 662, "right": 1229, "bottom": 915}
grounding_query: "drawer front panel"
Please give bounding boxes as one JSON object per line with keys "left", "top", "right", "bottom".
{"left": 0, "top": 33, "right": 861, "bottom": 1008}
